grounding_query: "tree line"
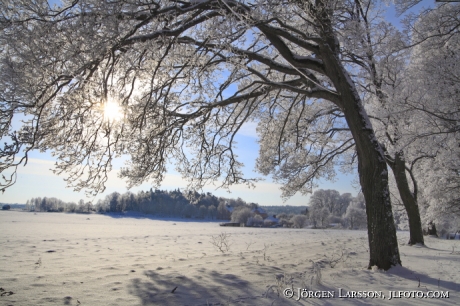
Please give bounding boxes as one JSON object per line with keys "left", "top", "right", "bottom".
{"left": 24, "top": 188, "right": 365, "bottom": 230}
{"left": 25, "top": 189, "right": 257, "bottom": 220}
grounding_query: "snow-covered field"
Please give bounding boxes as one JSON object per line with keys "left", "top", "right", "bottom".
{"left": 1, "top": 210, "right": 459, "bottom": 305}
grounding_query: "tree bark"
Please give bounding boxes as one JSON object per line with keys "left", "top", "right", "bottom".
{"left": 342, "top": 93, "right": 401, "bottom": 270}
{"left": 389, "top": 152, "right": 424, "bottom": 245}
{"left": 346, "top": 98, "right": 401, "bottom": 270}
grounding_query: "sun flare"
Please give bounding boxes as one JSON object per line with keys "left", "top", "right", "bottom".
{"left": 103, "top": 99, "right": 123, "bottom": 121}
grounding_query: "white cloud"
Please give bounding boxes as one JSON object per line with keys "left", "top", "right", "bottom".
{"left": 5, "top": 158, "right": 56, "bottom": 177}
{"left": 237, "top": 121, "right": 258, "bottom": 138}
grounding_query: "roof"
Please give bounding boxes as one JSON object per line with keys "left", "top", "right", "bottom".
{"left": 252, "top": 207, "right": 266, "bottom": 214}
{"left": 265, "top": 215, "right": 279, "bottom": 222}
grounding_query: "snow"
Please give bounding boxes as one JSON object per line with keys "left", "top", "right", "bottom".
{"left": 1, "top": 210, "right": 459, "bottom": 305}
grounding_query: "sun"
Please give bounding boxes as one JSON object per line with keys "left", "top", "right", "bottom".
{"left": 103, "top": 99, "right": 123, "bottom": 121}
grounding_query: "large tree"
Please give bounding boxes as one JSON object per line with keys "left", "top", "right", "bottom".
{"left": 338, "top": 1, "right": 459, "bottom": 245}
{"left": 0, "top": 0, "right": 400, "bottom": 269}
{"left": 336, "top": 0, "right": 426, "bottom": 245}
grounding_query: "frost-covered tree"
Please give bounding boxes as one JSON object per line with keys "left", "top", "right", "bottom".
{"left": 0, "top": 0, "right": 400, "bottom": 269}
{"left": 336, "top": 192, "right": 352, "bottom": 216}
{"left": 25, "top": 199, "right": 32, "bottom": 211}
{"left": 309, "top": 205, "right": 330, "bottom": 228}
{"left": 198, "top": 204, "right": 207, "bottom": 219}
{"left": 308, "top": 189, "right": 353, "bottom": 223}
{"left": 338, "top": 1, "right": 458, "bottom": 245}
{"left": 333, "top": 0, "right": 427, "bottom": 245}
{"left": 231, "top": 207, "right": 252, "bottom": 225}
{"left": 391, "top": 3, "right": 460, "bottom": 236}
{"left": 291, "top": 214, "right": 308, "bottom": 228}
{"left": 217, "top": 202, "right": 231, "bottom": 220}
{"left": 309, "top": 189, "right": 341, "bottom": 215}
{"left": 208, "top": 204, "right": 216, "bottom": 219}
{"left": 416, "top": 150, "right": 460, "bottom": 235}
{"left": 345, "top": 203, "right": 367, "bottom": 229}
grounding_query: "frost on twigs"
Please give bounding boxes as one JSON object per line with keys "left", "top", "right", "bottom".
{"left": 210, "top": 232, "right": 232, "bottom": 253}
{"left": 322, "top": 248, "right": 349, "bottom": 268}
{"left": 0, "top": 0, "right": 352, "bottom": 198}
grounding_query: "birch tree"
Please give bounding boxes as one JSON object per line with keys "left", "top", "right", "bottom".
{"left": 0, "top": 0, "right": 400, "bottom": 269}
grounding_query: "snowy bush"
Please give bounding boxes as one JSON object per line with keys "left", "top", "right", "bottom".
{"left": 247, "top": 215, "right": 264, "bottom": 227}
{"left": 290, "top": 214, "right": 308, "bottom": 228}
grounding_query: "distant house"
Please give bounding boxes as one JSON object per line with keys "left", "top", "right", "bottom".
{"left": 252, "top": 207, "right": 268, "bottom": 219}
{"left": 264, "top": 215, "right": 280, "bottom": 227}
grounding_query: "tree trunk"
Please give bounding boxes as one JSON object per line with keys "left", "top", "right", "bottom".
{"left": 355, "top": 0, "right": 424, "bottom": 247}
{"left": 307, "top": 2, "right": 401, "bottom": 270}
{"left": 318, "top": 44, "right": 401, "bottom": 271}
{"left": 344, "top": 90, "right": 401, "bottom": 270}
{"left": 390, "top": 152, "right": 424, "bottom": 245}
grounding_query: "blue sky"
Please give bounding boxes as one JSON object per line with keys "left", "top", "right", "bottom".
{"left": 2, "top": 119, "right": 359, "bottom": 205}
{"left": 1, "top": 0, "right": 433, "bottom": 205}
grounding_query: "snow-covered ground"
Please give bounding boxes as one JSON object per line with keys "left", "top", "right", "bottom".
{"left": 1, "top": 210, "right": 459, "bottom": 305}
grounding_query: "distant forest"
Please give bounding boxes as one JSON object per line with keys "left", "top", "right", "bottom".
{"left": 0, "top": 203, "right": 25, "bottom": 209}
{"left": 263, "top": 206, "right": 308, "bottom": 216}
{"left": 21, "top": 189, "right": 306, "bottom": 220}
